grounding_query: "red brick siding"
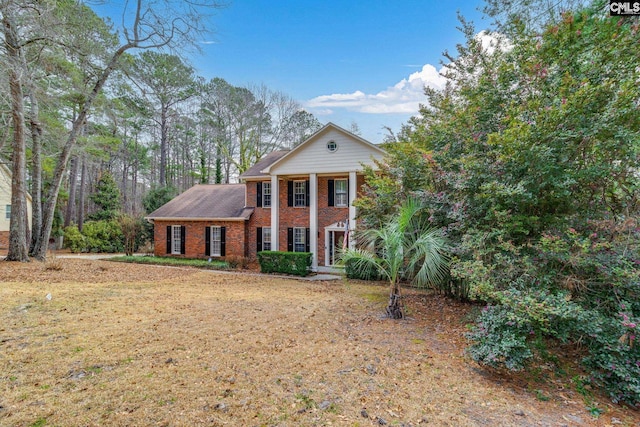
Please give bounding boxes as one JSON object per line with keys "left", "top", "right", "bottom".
{"left": 0, "top": 231, "right": 8, "bottom": 249}
{"left": 244, "top": 175, "right": 364, "bottom": 264}
{"left": 278, "top": 178, "right": 309, "bottom": 251}
{"left": 246, "top": 180, "right": 272, "bottom": 258}
{"left": 153, "top": 220, "right": 246, "bottom": 259}
{"left": 154, "top": 174, "right": 367, "bottom": 262}
{"left": 316, "top": 176, "right": 350, "bottom": 265}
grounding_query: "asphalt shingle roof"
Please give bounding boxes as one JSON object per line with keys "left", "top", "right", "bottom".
{"left": 239, "top": 150, "right": 289, "bottom": 179}
{"left": 146, "top": 184, "right": 252, "bottom": 220}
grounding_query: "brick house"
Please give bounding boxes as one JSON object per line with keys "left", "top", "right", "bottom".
{"left": 146, "top": 122, "right": 386, "bottom": 270}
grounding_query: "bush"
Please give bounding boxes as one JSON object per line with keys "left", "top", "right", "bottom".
{"left": 257, "top": 251, "right": 312, "bottom": 277}
{"left": 466, "top": 304, "right": 533, "bottom": 371}
{"left": 82, "top": 220, "right": 124, "bottom": 253}
{"left": 581, "top": 312, "right": 640, "bottom": 407}
{"left": 118, "top": 215, "right": 148, "bottom": 256}
{"left": 63, "top": 225, "right": 86, "bottom": 253}
{"left": 464, "top": 221, "right": 640, "bottom": 407}
{"left": 226, "top": 255, "right": 249, "bottom": 270}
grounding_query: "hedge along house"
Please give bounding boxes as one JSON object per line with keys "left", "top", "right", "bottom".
{"left": 146, "top": 123, "right": 386, "bottom": 270}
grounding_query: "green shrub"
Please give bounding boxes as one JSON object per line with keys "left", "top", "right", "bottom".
{"left": 581, "top": 311, "right": 640, "bottom": 407}
{"left": 82, "top": 220, "right": 124, "bottom": 253}
{"left": 63, "top": 225, "right": 86, "bottom": 253}
{"left": 466, "top": 304, "right": 533, "bottom": 371}
{"left": 257, "top": 251, "right": 312, "bottom": 277}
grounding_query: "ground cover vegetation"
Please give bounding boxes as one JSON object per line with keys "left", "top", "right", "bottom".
{"left": 111, "top": 255, "right": 229, "bottom": 270}
{"left": 2, "top": 259, "right": 640, "bottom": 426}
{"left": 357, "top": 0, "right": 640, "bottom": 408}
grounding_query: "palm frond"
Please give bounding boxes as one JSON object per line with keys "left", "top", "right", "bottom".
{"left": 339, "top": 248, "right": 390, "bottom": 282}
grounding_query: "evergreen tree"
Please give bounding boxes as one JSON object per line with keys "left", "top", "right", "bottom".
{"left": 88, "top": 172, "right": 121, "bottom": 221}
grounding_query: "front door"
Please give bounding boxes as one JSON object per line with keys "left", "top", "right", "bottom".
{"left": 327, "top": 230, "right": 345, "bottom": 266}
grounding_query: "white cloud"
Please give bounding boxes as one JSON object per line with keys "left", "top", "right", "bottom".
{"left": 306, "top": 63, "right": 447, "bottom": 115}
{"left": 305, "top": 31, "right": 508, "bottom": 117}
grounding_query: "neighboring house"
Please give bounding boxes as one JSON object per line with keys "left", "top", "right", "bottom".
{"left": 0, "top": 163, "right": 33, "bottom": 249}
{"left": 146, "top": 122, "right": 386, "bottom": 270}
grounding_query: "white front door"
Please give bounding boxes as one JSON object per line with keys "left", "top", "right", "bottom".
{"left": 324, "top": 223, "right": 347, "bottom": 266}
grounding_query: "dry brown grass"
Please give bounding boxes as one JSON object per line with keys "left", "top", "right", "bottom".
{"left": 0, "top": 259, "right": 638, "bottom": 427}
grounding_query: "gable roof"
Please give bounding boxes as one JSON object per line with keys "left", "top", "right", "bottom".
{"left": 145, "top": 184, "right": 252, "bottom": 221}
{"left": 263, "top": 122, "right": 386, "bottom": 175}
{"left": 239, "top": 150, "right": 289, "bottom": 180}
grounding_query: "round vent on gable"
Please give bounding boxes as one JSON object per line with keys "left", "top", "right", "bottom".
{"left": 326, "top": 140, "right": 338, "bottom": 152}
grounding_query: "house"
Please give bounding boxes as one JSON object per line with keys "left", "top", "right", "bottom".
{"left": 0, "top": 163, "right": 33, "bottom": 248}
{"left": 146, "top": 122, "right": 386, "bottom": 270}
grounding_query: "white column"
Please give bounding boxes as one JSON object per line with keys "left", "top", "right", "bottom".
{"left": 309, "top": 173, "right": 318, "bottom": 271}
{"left": 348, "top": 171, "right": 357, "bottom": 249}
{"left": 270, "top": 174, "right": 279, "bottom": 251}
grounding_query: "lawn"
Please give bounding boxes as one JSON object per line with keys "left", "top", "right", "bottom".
{"left": 0, "top": 259, "right": 638, "bottom": 426}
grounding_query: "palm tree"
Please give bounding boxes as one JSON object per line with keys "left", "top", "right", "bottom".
{"left": 340, "top": 197, "right": 449, "bottom": 319}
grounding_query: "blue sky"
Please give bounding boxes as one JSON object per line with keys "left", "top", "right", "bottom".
{"left": 95, "top": 1, "right": 489, "bottom": 143}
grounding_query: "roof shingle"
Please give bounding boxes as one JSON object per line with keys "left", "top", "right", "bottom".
{"left": 146, "top": 184, "right": 251, "bottom": 220}
{"left": 239, "top": 150, "right": 289, "bottom": 180}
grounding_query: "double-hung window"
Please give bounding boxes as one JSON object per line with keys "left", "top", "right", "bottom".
{"left": 294, "top": 227, "right": 306, "bottom": 252}
{"left": 262, "top": 227, "right": 271, "bottom": 251}
{"left": 294, "top": 181, "right": 306, "bottom": 207}
{"left": 262, "top": 182, "right": 271, "bottom": 208}
{"left": 210, "top": 226, "right": 222, "bottom": 256}
{"left": 171, "top": 225, "right": 182, "bottom": 254}
{"left": 335, "top": 179, "right": 348, "bottom": 207}
{"left": 5, "top": 204, "right": 10, "bottom": 219}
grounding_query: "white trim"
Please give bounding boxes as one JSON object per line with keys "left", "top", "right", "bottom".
{"left": 334, "top": 178, "right": 348, "bottom": 207}
{"left": 262, "top": 181, "right": 272, "bottom": 208}
{"left": 293, "top": 180, "right": 306, "bottom": 207}
{"left": 324, "top": 222, "right": 348, "bottom": 267}
{"left": 309, "top": 173, "right": 318, "bottom": 271}
{"left": 210, "top": 226, "right": 222, "bottom": 257}
{"left": 270, "top": 174, "right": 279, "bottom": 251}
{"left": 293, "top": 227, "right": 306, "bottom": 252}
{"left": 171, "top": 225, "right": 182, "bottom": 255}
{"left": 261, "top": 227, "right": 272, "bottom": 251}
{"left": 348, "top": 171, "right": 357, "bottom": 250}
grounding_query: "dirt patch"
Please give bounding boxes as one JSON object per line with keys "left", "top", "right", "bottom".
{"left": 0, "top": 259, "right": 637, "bottom": 426}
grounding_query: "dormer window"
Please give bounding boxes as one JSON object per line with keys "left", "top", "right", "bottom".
{"left": 327, "top": 140, "right": 338, "bottom": 152}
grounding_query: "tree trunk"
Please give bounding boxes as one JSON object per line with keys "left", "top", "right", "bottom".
{"left": 386, "top": 282, "right": 404, "bottom": 319}
{"left": 160, "top": 104, "right": 168, "bottom": 186}
{"left": 78, "top": 155, "right": 87, "bottom": 231}
{"left": 131, "top": 135, "right": 139, "bottom": 213}
{"left": 28, "top": 87, "right": 43, "bottom": 254}
{"left": 4, "top": 12, "right": 30, "bottom": 262}
{"left": 31, "top": 42, "right": 134, "bottom": 260}
{"left": 65, "top": 156, "right": 79, "bottom": 227}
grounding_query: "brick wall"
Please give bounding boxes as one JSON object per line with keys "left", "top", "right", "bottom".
{"left": 153, "top": 220, "right": 246, "bottom": 259}
{"left": 246, "top": 181, "right": 272, "bottom": 258}
{"left": 0, "top": 231, "right": 8, "bottom": 249}
{"left": 316, "top": 176, "right": 350, "bottom": 265}
{"left": 244, "top": 175, "right": 364, "bottom": 264}
{"left": 277, "top": 178, "right": 309, "bottom": 251}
